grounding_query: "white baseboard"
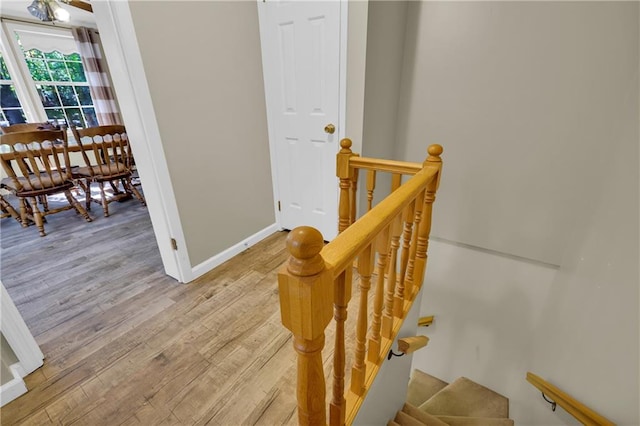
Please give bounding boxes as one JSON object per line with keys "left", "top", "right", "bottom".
{"left": 0, "top": 364, "right": 28, "bottom": 407}
{"left": 189, "top": 223, "right": 280, "bottom": 282}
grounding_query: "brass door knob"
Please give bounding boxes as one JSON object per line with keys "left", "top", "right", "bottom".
{"left": 324, "top": 123, "right": 336, "bottom": 134}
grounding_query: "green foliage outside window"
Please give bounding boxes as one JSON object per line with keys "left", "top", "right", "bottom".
{"left": 0, "top": 52, "right": 27, "bottom": 126}
{"left": 18, "top": 41, "right": 96, "bottom": 128}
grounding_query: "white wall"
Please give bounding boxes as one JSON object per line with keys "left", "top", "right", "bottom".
{"left": 361, "top": 1, "right": 406, "bottom": 163}
{"left": 412, "top": 240, "right": 558, "bottom": 423}
{"left": 345, "top": 0, "right": 368, "bottom": 156}
{"left": 528, "top": 56, "right": 639, "bottom": 425}
{"left": 395, "top": 1, "right": 638, "bottom": 266}
{"left": 406, "top": 2, "right": 639, "bottom": 425}
{"left": 126, "top": 1, "right": 275, "bottom": 267}
{"left": 413, "top": 95, "right": 639, "bottom": 423}
{"left": 358, "top": 1, "right": 408, "bottom": 212}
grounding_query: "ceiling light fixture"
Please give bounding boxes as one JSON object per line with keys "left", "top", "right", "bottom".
{"left": 27, "top": 0, "right": 70, "bottom": 23}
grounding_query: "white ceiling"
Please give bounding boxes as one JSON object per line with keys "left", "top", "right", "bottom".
{"left": 0, "top": 0, "right": 96, "bottom": 28}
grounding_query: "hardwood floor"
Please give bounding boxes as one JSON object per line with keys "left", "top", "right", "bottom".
{"left": 0, "top": 195, "right": 305, "bottom": 425}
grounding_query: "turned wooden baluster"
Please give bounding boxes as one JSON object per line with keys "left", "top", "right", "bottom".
{"left": 330, "top": 269, "right": 351, "bottom": 426}
{"left": 393, "top": 199, "right": 416, "bottom": 317}
{"left": 366, "top": 170, "right": 376, "bottom": 211}
{"left": 350, "top": 243, "right": 374, "bottom": 396}
{"left": 382, "top": 213, "right": 403, "bottom": 338}
{"left": 367, "top": 226, "right": 390, "bottom": 363}
{"left": 412, "top": 145, "right": 443, "bottom": 291}
{"left": 337, "top": 138, "right": 355, "bottom": 233}
{"left": 404, "top": 190, "right": 425, "bottom": 300}
{"left": 278, "top": 227, "right": 333, "bottom": 426}
{"left": 350, "top": 167, "right": 359, "bottom": 225}
{"left": 391, "top": 173, "right": 402, "bottom": 192}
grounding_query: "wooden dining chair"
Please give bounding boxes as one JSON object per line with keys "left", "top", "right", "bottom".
{"left": 71, "top": 125, "right": 146, "bottom": 217}
{"left": 0, "top": 130, "right": 92, "bottom": 236}
{"left": 1, "top": 122, "right": 61, "bottom": 211}
{"left": 0, "top": 122, "right": 56, "bottom": 134}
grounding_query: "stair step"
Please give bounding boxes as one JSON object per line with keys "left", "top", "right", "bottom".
{"left": 402, "top": 403, "right": 448, "bottom": 426}
{"left": 394, "top": 410, "right": 430, "bottom": 426}
{"left": 418, "top": 377, "right": 509, "bottom": 419}
{"left": 436, "top": 415, "right": 514, "bottom": 426}
{"left": 406, "top": 369, "right": 449, "bottom": 406}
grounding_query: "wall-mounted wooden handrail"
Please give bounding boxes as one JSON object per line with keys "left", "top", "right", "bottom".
{"left": 418, "top": 315, "right": 434, "bottom": 327}
{"left": 526, "top": 372, "right": 616, "bottom": 426}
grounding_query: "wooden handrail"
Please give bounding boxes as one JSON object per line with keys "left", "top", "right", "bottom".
{"left": 349, "top": 157, "right": 422, "bottom": 175}
{"left": 526, "top": 372, "right": 616, "bottom": 426}
{"left": 322, "top": 167, "right": 438, "bottom": 278}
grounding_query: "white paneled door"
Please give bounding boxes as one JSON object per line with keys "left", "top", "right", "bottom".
{"left": 259, "top": 0, "right": 342, "bottom": 241}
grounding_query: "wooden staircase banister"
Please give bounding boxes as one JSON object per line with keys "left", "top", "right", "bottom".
{"left": 278, "top": 141, "right": 443, "bottom": 426}
{"left": 526, "top": 372, "right": 616, "bottom": 426}
{"left": 322, "top": 167, "right": 439, "bottom": 278}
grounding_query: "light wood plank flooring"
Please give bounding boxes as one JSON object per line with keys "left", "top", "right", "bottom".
{"left": 0, "top": 195, "right": 304, "bottom": 425}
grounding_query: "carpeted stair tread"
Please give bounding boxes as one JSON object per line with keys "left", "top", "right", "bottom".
{"left": 387, "top": 421, "right": 402, "bottom": 426}
{"left": 407, "top": 369, "right": 449, "bottom": 406}
{"left": 436, "top": 415, "right": 514, "bottom": 426}
{"left": 418, "top": 377, "right": 509, "bottom": 418}
{"left": 394, "top": 410, "right": 430, "bottom": 426}
{"left": 402, "top": 403, "right": 448, "bottom": 426}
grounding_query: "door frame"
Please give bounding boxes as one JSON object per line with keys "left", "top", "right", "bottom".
{"left": 0, "top": 281, "right": 43, "bottom": 406}
{"left": 0, "top": 3, "right": 192, "bottom": 406}
{"left": 91, "top": 0, "right": 192, "bottom": 282}
{"left": 256, "top": 0, "right": 349, "bottom": 232}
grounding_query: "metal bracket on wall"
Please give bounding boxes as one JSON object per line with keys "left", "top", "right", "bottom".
{"left": 387, "top": 350, "right": 405, "bottom": 360}
{"left": 542, "top": 392, "right": 557, "bottom": 412}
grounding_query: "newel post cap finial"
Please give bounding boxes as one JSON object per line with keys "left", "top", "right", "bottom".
{"left": 286, "top": 226, "right": 325, "bottom": 277}
{"left": 426, "top": 144, "right": 443, "bottom": 163}
{"left": 340, "top": 138, "right": 353, "bottom": 153}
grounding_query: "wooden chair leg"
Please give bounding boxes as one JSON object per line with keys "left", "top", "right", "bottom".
{"left": 18, "top": 198, "right": 31, "bottom": 228}
{"left": 109, "top": 180, "right": 124, "bottom": 196}
{"left": 0, "top": 195, "right": 21, "bottom": 222}
{"left": 64, "top": 190, "right": 92, "bottom": 223}
{"left": 124, "top": 179, "right": 146, "bottom": 206}
{"left": 28, "top": 197, "right": 45, "bottom": 237}
{"left": 98, "top": 181, "right": 109, "bottom": 217}
{"left": 79, "top": 179, "right": 92, "bottom": 211}
{"left": 39, "top": 194, "right": 49, "bottom": 212}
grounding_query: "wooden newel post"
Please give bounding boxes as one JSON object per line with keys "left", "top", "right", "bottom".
{"left": 278, "top": 227, "right": 333, "bottom": 426}
{"left": 413, "top": 144, "right": 443, "bottom": 288}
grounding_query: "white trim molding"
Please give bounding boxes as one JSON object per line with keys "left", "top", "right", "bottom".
{"left": 190, "top": 224, "right": 280, "bottom": 282}
{"left": 91, "top": 0, "right": 191, "bottom": 282}
{"left": 0, "top": 282, "right": 43, "bottom": 376}
{"left": 0, "top": 364, "right": 28, "bottom": 407}
{"left": 256, "top": 0, "right": 283, "bottom": 231}
{"left": 0, "top": 281, "right": 44, "bottom": 406}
